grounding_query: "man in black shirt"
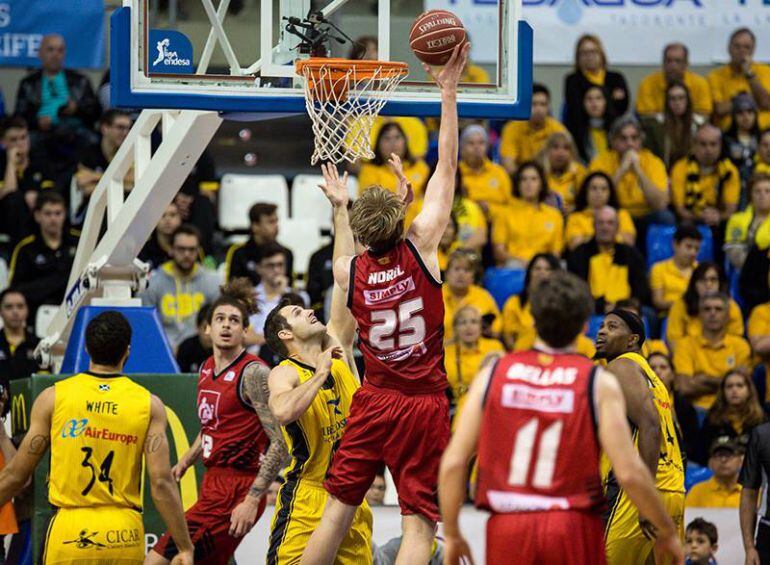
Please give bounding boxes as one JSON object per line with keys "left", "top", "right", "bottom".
{"left": 740, "top": 421, "right": 770, "bottom": 564}
{"left": 224, "top": 202, "right": 294, "bottom": 284}
{"left": 0, "top": 289, "right": 40, "bottom": 383}
{"left": 175, "top": 306, "right": 212, "bottom": 373}
{"left": 8, "top": 191, "right": 78, "bottom": 323}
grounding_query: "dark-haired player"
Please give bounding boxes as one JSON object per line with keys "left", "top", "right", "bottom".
{"left": 595, "top": 309, "right": 685, "bottom": 565}
{"left": 148, "top": 279, "right": 287, "bottom": 565}
{"left": 0, "top": 311, "right": 194, "bottom": 564}
{"left": 439, "top": 273, "right": 683, "bottom": 565}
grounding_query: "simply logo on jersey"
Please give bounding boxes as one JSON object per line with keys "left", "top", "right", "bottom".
{"left": 501, "top": 383, "right": 575, "bottom": 414}
{"left": 148, "top": 30, "right": 193, "bottom": 74}
{"left": 364, "top": 276, "right": 416, "bottom": 306}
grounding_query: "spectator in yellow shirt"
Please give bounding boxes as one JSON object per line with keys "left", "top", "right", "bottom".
{"left": 748, "top": 286, "right": 770, "bottom": 370}
{"left": 725, "top": 173, "right": 770, "bottom": 270}
{"left": 358, "top": 122, "right": 430, "bottom": 197}
{"left": 492, "top": 161, "right": 564, "bottom": 267}
{"left": 685, "top": 437, "right": 744, "bottom": 509}
{"left": 445, "top": 305, "right": 504, "bottom": 422}
{"left": 755, "top": 130, "right": 770, "bottom": 179}
{"left": 636, "top": 43, "right": 713, "bottom": 119}
{"left": 589, "top": 115, "right": 673, "bottom": 238}
{"left": 500, "top": 83, "right": 566, "bottom": 175}
{"left": 538, "top": 131, "right": 586, "bottom": 213}
{"left": 565, "top": 171, "right": 636, "bottom": 251}
{"left": 649, "top": 224, "right": 702, "bottom": 315}
{"left": 708, "top": 28, "right": 770, "bottom": 130}
{"left": 458, "top": 125, "right": 512, "bottom": 220}
{"left": 674, "top": 293, "right": 752, "bottom": 410}
{"left": 442, "top": 249, "right": 501, "bottom": 341}
{"left": 670, "top": 125, "right": 740, "bottom": 228}
{"left": 666, "top": 262, "right": 744, "bottom": 353}
{"left": 436, "top": 215, "right": 460, "bottom": 274}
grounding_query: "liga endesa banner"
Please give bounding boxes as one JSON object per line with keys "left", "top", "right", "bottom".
{"left": 0, "top": 0, "right": 105, "bottom": 68}
{"left": 425, "top": 0, "right": 770, "bottom": 65}
{"left": 10, "top": 374, "right": 201, "bottom": 563}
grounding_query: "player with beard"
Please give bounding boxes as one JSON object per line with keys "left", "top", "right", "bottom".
{"left": 148, "top": 279, "right": 288, "bottom": 565}
{"left": 595, "top": 309, "right": 686, "bottom": 564}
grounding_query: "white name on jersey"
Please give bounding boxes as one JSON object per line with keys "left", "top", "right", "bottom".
{"left": 367, "top": 265, "right": 404, "bottom": 285}
{"left": 506, "top": 363, "right": 578, "bottom": 386}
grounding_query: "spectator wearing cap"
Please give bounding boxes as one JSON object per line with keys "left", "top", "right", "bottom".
{"left": 358, "top": 122, "right": 429, "bottom": 197}
{"left": 458, "top": 125, "right": 512, "bottom": 221}
{"left": 724, "top": 94, "right": 761, "bottom": 199}
{"left": 686, "top": 436, "right": 744, "bottom": 508}
{"left": 739, "top": 421, "right": 770, "bottom": 564}
{"left": 725, "top": 174, "right": 770, "bottom": 270}
{"left": 500, "top": 83, "right": 566, "bottom": 175}
{"left": 566, "top": 206, "right": 649, "bottom": 314}
{"left": 224, "top": 202, "right": 294, "bottom": 286}
{"left": 636, "top": 43, "right": 713, "bottom": 119}
{"left": 0, "top": 289, "right": 40, "bottom": 383}
{"left": 537, "top": 131, "right": 586, "bottom": 213}
{"left": 649, "top": 224, "right": 702, "bottom": 316}
{"left": 708, "top": 28, "right": 770, "bottom": 130}
{"left": 674, "top": 292, "right": 751, "bottom": 411}
{"left": 589, "top": 115, "right": 673, "bottom": 243}
{"left": 492, "top": 161, "right": 563, "bottom": 268}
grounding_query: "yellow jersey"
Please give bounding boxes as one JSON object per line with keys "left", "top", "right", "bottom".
{"left": 49, "top": 372, "right": 151, "bottom": 510}
{"left": 279, "top": 358, "right": 359, "bottom": 485}
{"left": 602, "top": 353, "right": 685, "bottom": 494}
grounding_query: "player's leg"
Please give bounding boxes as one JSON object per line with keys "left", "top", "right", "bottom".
{"left": 604, "top": 490, "right": 653, "bottom": 565}
{"left": 396, "top": 514, "right": 435, "bottom": 565}
{"left": 300, "top": 496, "right": 359, "bottom": 565}
{"left": 335, "top": 502, "right": 374, "bottom": 565}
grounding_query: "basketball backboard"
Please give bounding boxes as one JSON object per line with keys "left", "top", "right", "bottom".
{"left": 111, "top": 0, "right": 532, "bottom": 119}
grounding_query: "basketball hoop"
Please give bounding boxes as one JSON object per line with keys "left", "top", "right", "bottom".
{"left": 296, "top": 58, "right": 409, "bottom": 165}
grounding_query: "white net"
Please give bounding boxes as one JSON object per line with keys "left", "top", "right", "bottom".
{"left": 297, "top": 60, "right": 408, "bottom": 165}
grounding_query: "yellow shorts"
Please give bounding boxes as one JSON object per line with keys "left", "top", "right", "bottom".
{"left": 43, "top": 506, "right": 144, "bottom": 564}
{"left": 267, "top": 480, "right": 373, "bottom": 565}
{"left": 605, "top": 490, "right": 685, "bottom": 565}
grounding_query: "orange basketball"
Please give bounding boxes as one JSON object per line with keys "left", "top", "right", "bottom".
{"left": 409, "top": 10, "right": 467, "bottom": 66}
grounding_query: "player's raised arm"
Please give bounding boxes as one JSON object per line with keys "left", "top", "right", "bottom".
{"left": 408, "top": 43, "right": 470, "bottom": 257}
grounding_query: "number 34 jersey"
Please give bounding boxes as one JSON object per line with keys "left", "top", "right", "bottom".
{"left": 50, "top": 372, "right": 151, "bottom": 510}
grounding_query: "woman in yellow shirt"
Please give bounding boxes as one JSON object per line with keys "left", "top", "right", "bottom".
{"left": 565, "top": 171, "right": 636, "bottom": 250}
{"left": 492, "top": 161, "right": 564, "bottom": 267}
{"left": 666, "top": 262, "right": 744, "bottom": 352}
{"left": 538, "top": 131, "right": 586, "bottom": 213}
{"left": 358, "top": 122, "right": 430, "bottom": 197}
{"left": 444, "top": 305, "right": 504, "bottom": 422}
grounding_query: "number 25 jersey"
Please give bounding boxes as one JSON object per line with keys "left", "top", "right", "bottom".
{"left": 49, "top": 372, "right": 151, "bottom": 510}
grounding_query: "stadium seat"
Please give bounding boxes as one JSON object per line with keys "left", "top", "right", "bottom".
{"left": 482, "top": 268, "right": 526, "bottom": 309}
{"left": 277, "top": 218, "right": 328, "bottom": 278}
{"left": 35, "top": 305, "right": 59, "bottom": 338}
{"left": 685, "top": 463, "right": 713, "bottom": 492}
{"left": 219, "top": 174, "right": 289, "bottom": 231}
{"left": 291, "top": 175, "right": 333, "bottom": 230}
{"left": 645, "top": 224, "right": 713, "bottom": 269}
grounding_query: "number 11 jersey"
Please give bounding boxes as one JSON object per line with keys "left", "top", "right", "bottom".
{"left": 50, "top": 372, "right": 151, "bottom": 510}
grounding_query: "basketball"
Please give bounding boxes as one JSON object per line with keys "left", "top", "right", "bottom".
{"left": 409, "top": 10, "right": 467, "bottom": 66}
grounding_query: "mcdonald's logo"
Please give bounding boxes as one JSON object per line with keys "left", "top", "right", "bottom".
{"left": 11, "top": 394, "right": 27, "bottom": 434}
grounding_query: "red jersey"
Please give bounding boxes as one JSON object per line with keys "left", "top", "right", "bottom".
{"left": 197, "top": 350, "right": 270, "bottom": 472}
{"left": 475, "top": 350, "right": 605, "bottom": 514}
{"left": 348, "top": 239, "right": 447, "bottom": 394}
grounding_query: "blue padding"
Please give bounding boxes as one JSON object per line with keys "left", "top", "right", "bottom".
{"left": 61, "top": 306, "right": 179, "bottom": 374}
{"left": 482, "top": 268, "right": 526, "bottom": 309}
{"left": 685, "top": 463, "right": 713, "bottom": 492}
{"left": 645, "top": 224, "right": 713, "bottom": 269}
{"left": 586, "top": 315, "right": 603, "bottom": 340}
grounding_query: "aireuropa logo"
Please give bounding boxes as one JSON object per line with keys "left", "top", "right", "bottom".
{"left": 61, "top": 418, "right": 89, "bottom": 438}
{"left": 522, "top": 0, "right": 705, "bottom": 25}
{"left": 148, "top": 30, "right": 193, "bottom": 74}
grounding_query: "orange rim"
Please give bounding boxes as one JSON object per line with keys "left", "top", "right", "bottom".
{"left": 295, "top": 58, "right": 409, "bottom": 82}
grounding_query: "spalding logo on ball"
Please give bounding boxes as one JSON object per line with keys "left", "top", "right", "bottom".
{"left": 409, "top": 10, "right": 467, "bottom": 66}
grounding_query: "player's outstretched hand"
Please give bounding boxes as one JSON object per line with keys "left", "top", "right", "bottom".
{"left": 229, "top": 494, "right": 263, "bottom": 537}
{"left": 422, "top": 42, "right": 470, "bottom": 91}
{"left": 653, "top": 530, "right": 684, "bottom": 565}
{"left": 444, "top": 535, "right": 475, "bottom": 565}
{"left": 318, "top": 162, "right": 349, "bottom": 209}
{"left": 170, "top": 550, "right": 193, "bottom": 565}
{"left": 388, "top": 153, "right": 414, "bottom": 207}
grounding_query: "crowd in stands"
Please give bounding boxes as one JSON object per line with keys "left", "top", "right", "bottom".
{"left": 2, "top": 25, "right": 770, "bottom": 559}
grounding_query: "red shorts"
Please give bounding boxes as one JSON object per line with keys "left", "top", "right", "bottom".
{"left": 324, "top": 382, "right": 450, "bottom": 522}
{"left": 152, "top": 466, "right": 265, "bottom": 564}
{"left": 487, "top": 510, "right": 606, "bottom": 565}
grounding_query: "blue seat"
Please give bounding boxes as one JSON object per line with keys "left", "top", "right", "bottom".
{"left": 586, "top": 315, "right": 604, "bottom": 339}
{"left": 645, "top": 224, "right": 713, "bottom": 269}
{"left": 482, "top": 268, "right": 526, "bottom": 309}
{"left": 685, "top": 463, "right": 713, "bottom": 492}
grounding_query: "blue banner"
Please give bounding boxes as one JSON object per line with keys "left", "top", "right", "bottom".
{"left": 0, "top": 0, "right": 105, "bottom": 69}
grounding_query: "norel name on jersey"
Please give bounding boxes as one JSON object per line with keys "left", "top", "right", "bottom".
{"left": 506, "top": 363, "right": 579, "bottom": 386}
{"left": 367, "top": 265, "right": 405, "bottom": 285}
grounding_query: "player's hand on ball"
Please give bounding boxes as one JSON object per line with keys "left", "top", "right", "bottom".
{"left": 170, "top": 549, "right": 193, "bottom": 565}
{"left": 654, "top": 530, "right": 684, "bottom": 565}
{"left": 422, "top": 43, "right": 470, "bottom": 91}
{"left": 388, "top": 153, "right": 414, "bottom": 207}
{"left": 318, "top": 162, "right": 349, "bottom": 208}
{"left": 444, "top": 535, "right": 475, "bottom": 565}
{"left": 229, "top": 494, "right": 263, "bottom": 537}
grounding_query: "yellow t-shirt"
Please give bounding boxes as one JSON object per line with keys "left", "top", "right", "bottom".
{"left": 649, "top": 258, "right": 696, "bottom": 307}
{"left": 491, "top": 200, "right": 564, "bottom": 263}
{"left": 459, "top": 159, "right": 513, "bottom": 218}
{"left": 636, "top": 70, "right": 713, "bottom": 116}
{"left": 366, "top": 117, "right": 428, "bottom": 160}
{"left": 590, "top": 128, "right": 608, "bottom": 156}
{"left": 499, "top": 117, "right": 567, "bottom": 166}
{"left": 437, "top": 241, "right": 460, "bottom": 273}
{"left": 685, "top": 477, "right": 742, "bottom": 509}
{"left": 444, "top": 337, "right": 504, "bottom": 409}
{"left": 564, "top": 208, "right": 637, "bottom": 249}
{"left": 462, "top": 64, "right": 490, "bottom": 84}
{"left": 673, "top": 333, "right": 752, "bottom": 409}
{"left": 725, "top": 207, "right": 770, "bottom": 250}
{"left": 547, "top": 161, "right": 586, "bottom": 211}
{"left": 748, "top": 303, "right": 770, "bottom": 341}
{"left": 358, "top": 159, "right": 430, "bottom": 199}
{"left": 670, "top": 158, "right": 740, "bottom": 215}
{"left": 443, "top": 285, "right": 502, "bottom": 342}
{"left": 584, "top": 68, "right": 606, "bottom": 86}
{"left": 708, "top": 63, "right": 770, "bottom": 130}
{"left": 666, "top": 297, "right": 745, "bottom": 351}
{"left": 587, "top": 250, "right": 632, "bottom": 305}
{"left": 642, "top": 339, "right": 670, "bottom": 358}
{"left": 589, "top": 149, "right": 669, "bottom": 218}
{"left": 404, "top": 197, "right": 487, "bottom": 250}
